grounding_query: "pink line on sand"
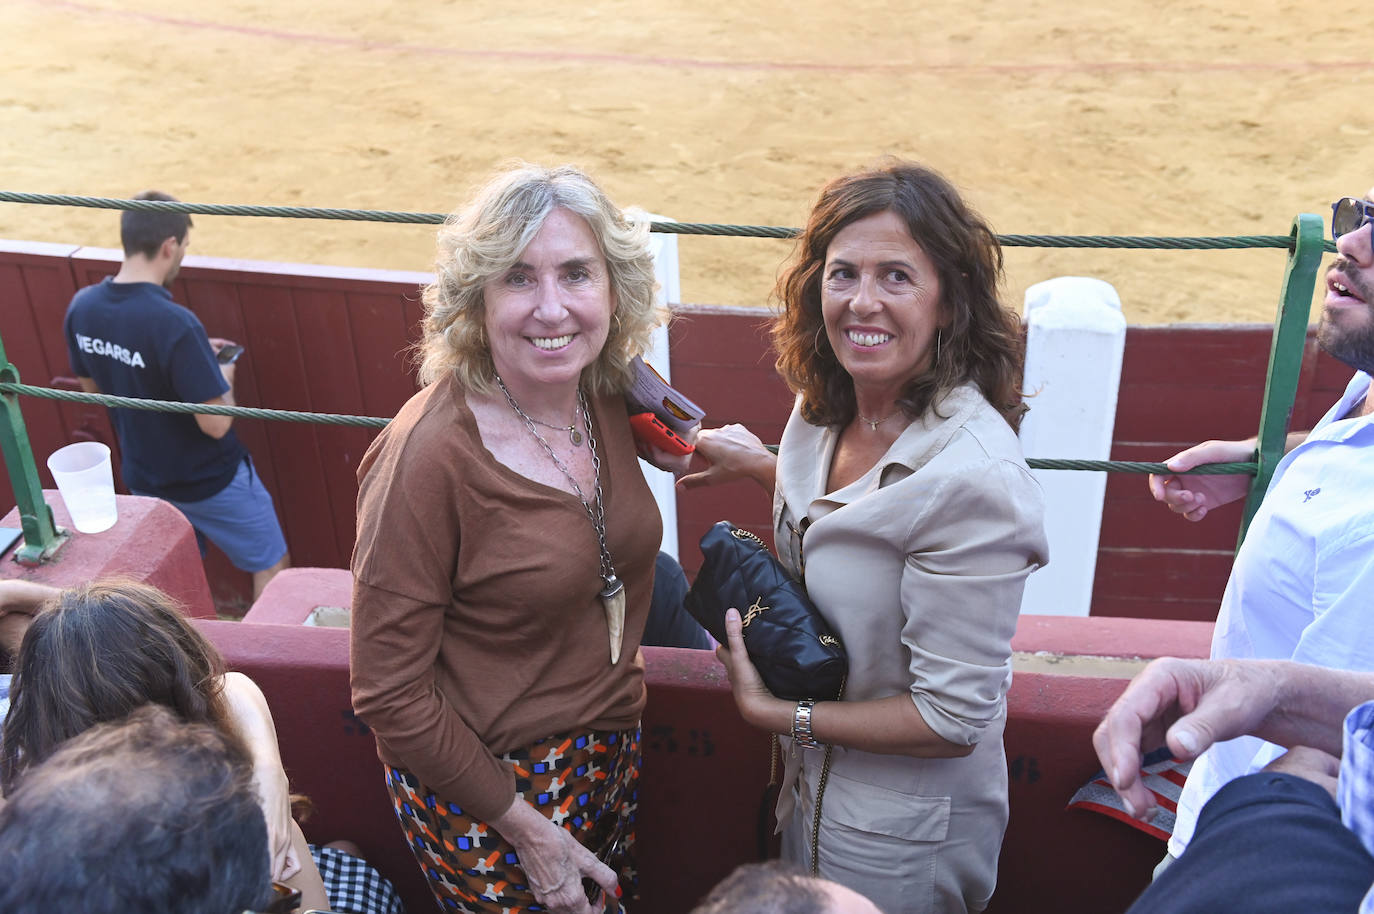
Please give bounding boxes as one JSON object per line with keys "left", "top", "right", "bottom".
{"left": 35, "top": 0, "right": 1374, "bottom": 75}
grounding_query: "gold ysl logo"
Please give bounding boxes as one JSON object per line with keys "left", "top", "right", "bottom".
{"left": 741, "top": 597, "right": 769, "bottom": 628}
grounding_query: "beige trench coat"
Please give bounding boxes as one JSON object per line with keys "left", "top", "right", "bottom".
{"left": 772, "top": 384, "right": 1048, "bottom": 914}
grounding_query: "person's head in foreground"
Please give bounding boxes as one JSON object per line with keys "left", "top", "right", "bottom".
{"left": 0, "top": 578, "right": 229, "bottom": 794}
{"left": 0, "top": 704, "right": 272, "bottom": 914}
{"left": 417, "top": 162, "right": 661, "bottom": 397}
{"left": 1322, "top": 192, "right": 1374, "bottom": 375}
{"left": 690, "top": 861, "right": 885, "bottom": 914}
{"left": 773, "top": 159, "right": 1026, "bottom": 431}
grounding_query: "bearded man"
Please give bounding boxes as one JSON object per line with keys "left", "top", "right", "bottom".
{"left": 1145, "top": 192, "right": 1374, "bottom": 866}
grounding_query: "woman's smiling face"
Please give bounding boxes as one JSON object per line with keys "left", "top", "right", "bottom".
{"left": 820, "top": 209, "right": 944, "bottom": 404}
{"left": 483, "top": 207, "right": 614, "bottom": 396}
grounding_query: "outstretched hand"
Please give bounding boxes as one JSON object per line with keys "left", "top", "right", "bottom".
{"left": 1147, "top": 439, "right": 1256, "bottom": 522}
{"left": 1092, "top": 658, "right": 1279, "bottom": 820}
{"left": 677, "top": 424, "right": 776, "bottom": 492}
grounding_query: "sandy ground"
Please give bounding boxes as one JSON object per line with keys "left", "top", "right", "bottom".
{"left": 3, "top": 0, "right": 1373, "bottom": 324}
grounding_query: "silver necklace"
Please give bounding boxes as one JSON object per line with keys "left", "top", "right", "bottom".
{"left": 493, "top": 374, "right": 626, "bottom": 664}
{"left": 527, "top": 409, "right": 584, "bottom": 448}
{"left": 856, "top": 410, "right": 899, "bottom": 431}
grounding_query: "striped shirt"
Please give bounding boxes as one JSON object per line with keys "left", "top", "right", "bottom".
{"left": 1340, "top": 701, "right": 1374, "bottom": 913}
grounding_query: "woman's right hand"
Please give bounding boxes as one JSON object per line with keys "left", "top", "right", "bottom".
{"left": 716, "top": 607, "right": 787, "bottom": 729}
{"left": 676, "top": 424, "right": 777, "bottom": 493}
{"left": 492, "top": 798, "right": 618, "bottom": 914}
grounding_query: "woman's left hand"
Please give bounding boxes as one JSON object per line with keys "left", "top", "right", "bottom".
{"left": 492, "top": 798, "right": 617, "bottom": 914}
{"left": 634, "top": 423, "right": 698, "bottom": 477}
{"left": 716, "top": 607, "right": 784, "bottom": 727}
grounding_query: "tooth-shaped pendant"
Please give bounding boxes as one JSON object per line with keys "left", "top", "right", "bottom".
{"left": 601, "top": 575, "right": 626, "bottom": 664}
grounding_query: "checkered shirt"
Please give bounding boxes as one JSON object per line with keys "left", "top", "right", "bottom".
{"left": 308, "top": 844, "right": 405, "bottom": 914}
{"left": 1340, "top": 700, "right": 1374, "bottom": 914}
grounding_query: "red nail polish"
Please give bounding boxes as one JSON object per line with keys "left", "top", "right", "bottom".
{"left": 615, "top": 885, "right": 623, "bottom": 898}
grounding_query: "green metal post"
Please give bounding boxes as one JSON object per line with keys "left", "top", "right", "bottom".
{"left": 1238, "top": 213, "right": 1326, "bottom": 547}
{"left": 0, "top": 328, "right": 68, "bottom": 564}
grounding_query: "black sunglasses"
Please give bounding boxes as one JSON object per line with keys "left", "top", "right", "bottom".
{"left": 1331, "top": 197, "right": 1374, "bottom": 242}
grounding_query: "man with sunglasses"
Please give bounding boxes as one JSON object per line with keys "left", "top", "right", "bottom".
{"left": 1145, "top": 192, "right": 1374, "bottom": 871}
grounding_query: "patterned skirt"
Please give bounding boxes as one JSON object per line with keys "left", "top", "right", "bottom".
{"left": 385, "top": 726, "right": 640, "bottom": 913}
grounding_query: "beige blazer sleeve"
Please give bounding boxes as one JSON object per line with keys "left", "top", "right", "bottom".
{"left": 898, "top": 456, "right": 1047, "bottom": 745}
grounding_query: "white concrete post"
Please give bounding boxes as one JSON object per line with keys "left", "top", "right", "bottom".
{"left": 640, "top": 217, "right": 681, "bottom": 559}
{"left": 1018, "top": 277, "right": 1126, "bottom": 616}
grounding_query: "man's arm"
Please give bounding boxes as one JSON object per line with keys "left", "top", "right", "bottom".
{"left": 1146, "top": 431, "right": 1308, "bottom": 522}
{"left": 0, "top": 581, "right": 60, "bottom": 656}
{"left": 82, "top": 337, "right": 236, "bottom": 440}
{"left": 194, "top": 392, "right": 235, "bottom": 440}
{"left": 193, "top": 346, "right": 235, "bottom": 440}
{"left": 1093, "top": 658, "right": 1374, "bottom": 819}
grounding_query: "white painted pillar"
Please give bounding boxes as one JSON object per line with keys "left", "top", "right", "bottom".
{"left": 1018, "top": 277, "right": 1126, "bottom": 616}
{"left": 640, "top": 216, "right": 681, "bottom": 559}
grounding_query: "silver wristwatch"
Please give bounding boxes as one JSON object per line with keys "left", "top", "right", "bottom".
{"left": 792, "top": 699, "right": 821, "bottom": 749}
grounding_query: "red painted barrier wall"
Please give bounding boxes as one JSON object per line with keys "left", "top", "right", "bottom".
{"left": 2, "top": 241, "right": 429, "bottom": 612}
{"left": 0, "top": 493, "right": 215, "bottom": 618}
{"left": 0, "top": 241, "right": 1349, "bottom": 620}
{"left": 0, "top": 484, "right": 1212, "bottom": 913}
{"left": 203, "top": 612, "right": 1211, "bottom": 914}
{"left": 1096, "top": 325, "right": 1351, "bottom": 620}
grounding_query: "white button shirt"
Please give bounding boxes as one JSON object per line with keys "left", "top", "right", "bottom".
{"left": 1171, "top": 370, "right": 1374, "bottom": 856}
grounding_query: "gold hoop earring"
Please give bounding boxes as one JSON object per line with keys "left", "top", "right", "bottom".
{"left": 812, "top": 324, "right": 827, "bottom": 358}
{"left": 935, "top": 328, "right": 942, "bottom": 366}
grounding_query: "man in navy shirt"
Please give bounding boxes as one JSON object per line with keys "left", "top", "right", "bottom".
{"left": 63, "top": 191, "right": 289, "bottom": 597}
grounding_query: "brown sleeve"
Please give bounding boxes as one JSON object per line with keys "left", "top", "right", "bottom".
{"left": 349, "top": 580, "right": 515, "bottom": 820}
{"left": 348, "top": 411, "right": 515, "bottom": 822}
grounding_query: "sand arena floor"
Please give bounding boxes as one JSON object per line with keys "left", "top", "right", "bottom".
{"left": 3, "top": 0, "right": 1373, "bottom": 324}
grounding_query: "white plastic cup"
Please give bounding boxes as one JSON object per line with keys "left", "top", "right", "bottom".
{"left": 46, "top": 442, "right": 118, "bottom": 534}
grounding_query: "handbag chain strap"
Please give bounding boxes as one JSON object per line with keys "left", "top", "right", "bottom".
{"left": 731, "top": 526, "right": 768, "bottom": 549}
{"left": 808, "top": 743, "right": 835, "bottom": 876}
{"left": 807, "top": 676, "right": 845, "bottom": 876}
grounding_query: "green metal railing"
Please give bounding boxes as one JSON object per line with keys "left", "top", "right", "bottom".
{"left": 0, "top": 194, "right": 1331, "bottom": 563}
{"left": 0, "top": 339, "right": 67, "bottom": 564}
{"left": 1239, "top": 213, "right": 1327, "bottom": 546}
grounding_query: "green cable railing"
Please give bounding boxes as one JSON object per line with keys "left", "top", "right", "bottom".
{"left": 0, "top": 194, "right": 1327, "bottom": 563}
{"left": 0, "top": 382, "right": 390, "bottom": 429}
{"left": 0, "top": 190, "right": 1339, "bottom": 251}
{"left": 0, "top": 381, "right": 1271, "bottom": 475}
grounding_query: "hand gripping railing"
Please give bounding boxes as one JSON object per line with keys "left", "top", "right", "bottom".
{"left": 0, "top": 194, "right": 1329, "bottom": 563}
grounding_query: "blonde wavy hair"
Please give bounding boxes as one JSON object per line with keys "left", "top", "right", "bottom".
{"left": 417, "top": 163, "right": 662, "bottom": 394}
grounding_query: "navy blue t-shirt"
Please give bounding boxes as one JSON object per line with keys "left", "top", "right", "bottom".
{"left": 64, "top": 278, "right": 246, "bottom": 502}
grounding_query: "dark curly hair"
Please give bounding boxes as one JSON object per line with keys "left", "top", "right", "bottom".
{"left": 0, "top": 578, "right": 230, "bottom": 795}
{"left": 773, "top": 161, "right": 1027, "bottom": 430}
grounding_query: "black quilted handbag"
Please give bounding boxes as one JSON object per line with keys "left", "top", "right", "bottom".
{"left": 684, "top": 521, "right": 847, "bottom": 701}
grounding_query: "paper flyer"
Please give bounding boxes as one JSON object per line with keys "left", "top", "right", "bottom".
{"left": 627, "top": 355, "right": 706, "bottom": 434}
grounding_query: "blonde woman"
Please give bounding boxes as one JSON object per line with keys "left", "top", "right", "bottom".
{"left": 352, "top": 164, "right": 680, "bottom": 914}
